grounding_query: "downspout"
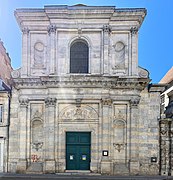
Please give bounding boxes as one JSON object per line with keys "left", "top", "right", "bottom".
{"left": 6, "top": 90, "right": 11, "bottom": 172}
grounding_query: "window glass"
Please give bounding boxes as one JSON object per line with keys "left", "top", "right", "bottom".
{"left": 70, "top": 41, "right": 89, "bottom": 73}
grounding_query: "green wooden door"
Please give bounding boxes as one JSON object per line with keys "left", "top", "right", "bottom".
{"left": 66, "top": 132, "right": 91, "bottom": 170}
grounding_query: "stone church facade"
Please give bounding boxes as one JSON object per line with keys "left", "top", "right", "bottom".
{"left": 8, "top": 5, "right": 163, "bottom": 175}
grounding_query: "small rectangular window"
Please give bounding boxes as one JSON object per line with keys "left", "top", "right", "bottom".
{"left": 0, "top": 105, "right": 3, "bottom": 122}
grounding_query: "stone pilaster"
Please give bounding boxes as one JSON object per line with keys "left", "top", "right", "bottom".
{"left": 101, "top": 98, "right": 112, "bottom": 174}
{"left": 48, "top": 24, "right": 56, "bottom": 74}
{"left": 17, "top": 98, "right": 29, "bottom": 173}
{"left": 129, "top": 96, "right": 140, "bottom": 174}
{"left": 44, "top": 97, "right": 57, "bottom": 173}
{"left": 130, "top": 26, "right": 138, "bottom": 76}
{"left": 103, "top": 25, "right": 111, "bottom": 75}
{"left": 21, "top": 27, "right": 29, "bottom": 77}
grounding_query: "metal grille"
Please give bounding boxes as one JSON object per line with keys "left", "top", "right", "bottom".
{"left": 70, "top": 41, "right": 89, "bottom": 73}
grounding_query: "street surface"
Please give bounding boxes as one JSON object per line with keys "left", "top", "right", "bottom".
{"left": 0, "top": 173, "right": 173, "bottom": 180}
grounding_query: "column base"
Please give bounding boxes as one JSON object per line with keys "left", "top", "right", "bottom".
{"left": 16, "top": 159, "right": 27, "bottom": 173}
{"left": 130, "top": 160, "right": 139, "bottom": 175}
{"left": 100, "top": 159, "right": 112, "bottom": 175}
{"left": 26, "top": 162, "right": 43, "bottom": 174}
{"left": 45, "top": 160, "right": 56, "bottom": 173}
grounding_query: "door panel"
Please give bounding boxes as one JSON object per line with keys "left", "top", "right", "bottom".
{"left": 66, "top": 146, "right": 77, "bottom": 170}
{"left": 66, "top": 132, "right": 91, "bottom": 170}
{"left": 78, "top": 145, "right": 90, "bottom": 170}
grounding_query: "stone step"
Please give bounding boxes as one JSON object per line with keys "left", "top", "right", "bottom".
{"left": 57, "top": 170, "right": 101, "bottom": 176}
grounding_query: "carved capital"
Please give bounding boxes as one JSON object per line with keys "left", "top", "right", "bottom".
{"left": 22, "top": 27, "right": 29, "bottom": 34}
{"left": 130, "top": 97, "right": 140, "bottom": 107}
{"left": 103, "top": 25, "right": 112, "bottom": 33}
{"left": 48, "top": 24, "right": 56, "bottom": 34}
{"left": 130, "top": 26, "right": 138, "bottom": 35}
{"left": 102, "top": 98, "right": 112, "bottom": 106}
{"left": 19, "top": 98, "right": 29, "bottom": 107}
{"left": 45, "top": 97, "right": 57, "bottom": 106}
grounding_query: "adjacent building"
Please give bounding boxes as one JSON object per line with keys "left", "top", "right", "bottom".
{"left": 9, "top": 5, "right": 163, "bottom": 175}
{"left": 0, "top": 39, "right": 12, "bottom": 172}
{"left": 159, "top": 67, "right": 173, "bottom": 175}
{"left": 0, "top": 40, "right": 13, "bottom": 87}
{"left": 160, "top": 67, "right": 173, "bottom": 116}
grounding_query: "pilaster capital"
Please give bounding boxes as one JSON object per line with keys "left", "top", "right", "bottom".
{"left": 130, "top": 96, "right": 140, "bottom": 107}
{"left": 130, "top": 26, "right": 138, "bottom": 35}
{"left": 45, "top": 97, "right": 57, "bottom": 107}
{"left": 22, "top": 27, "right": 29, "bottom": 35}
{"left": 19, "top": 98, "right": 29, "bottom": 107}
{"left": 48, "top": 24, "right": 57, "bottom": 35}
{"left": 103, "top": 25, "right": 112, "bottom": 33}
{"left": 101, "top": 98, "right": 112, "bottom": 106}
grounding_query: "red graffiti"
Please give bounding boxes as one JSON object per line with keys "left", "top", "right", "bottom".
{"left": 31, "top": 154, "right": 40, "bottom": 162}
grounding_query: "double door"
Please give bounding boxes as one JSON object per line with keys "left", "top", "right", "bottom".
{"left": 66, "top": 132, "right": 91, "bottom": 170}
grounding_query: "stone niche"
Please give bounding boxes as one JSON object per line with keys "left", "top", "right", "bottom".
{"left": 30, "top": 33, "right": 47, "bottom": 76}
{"left": 112, "top": 103, "right": 129, "bottom": 175}
{"left": 111, "top": 33, "right": 129, "bottom": 76}
{"left": 27, "top": 103, "right": 44, "bottom": 173}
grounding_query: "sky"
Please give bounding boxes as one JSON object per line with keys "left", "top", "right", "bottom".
{"left": 0, "top": 0, "right": 173, "bottom": 83}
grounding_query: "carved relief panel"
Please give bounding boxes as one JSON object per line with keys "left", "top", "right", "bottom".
{"left": 30, "top": 103, "right": 44, "bottom": 161}
{"left": 110, "top": 33, "right": 129, "bottom": 75}
{"left": 30, "top": 33, "right": 47, "bottom": 76}
{"left": 59, "top": 103, "right": 99, "bottom": 122}
{"left": 113, "top": 104, "right": 127, "bottom": 160}
{"left": 113, "top": 42, "right": 125, "bottom": 69}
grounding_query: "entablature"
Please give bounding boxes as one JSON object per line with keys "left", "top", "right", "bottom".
{"left": 13, "top": 75, "right": 149, "bottom": 91}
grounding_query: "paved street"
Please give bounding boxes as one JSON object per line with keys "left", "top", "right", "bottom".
{"left": 0, "top": 173, "right": 173, "bottom": 180}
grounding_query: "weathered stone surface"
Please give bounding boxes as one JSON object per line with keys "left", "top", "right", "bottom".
{"left": 7, "top": 4, "right": 163, "bottom": 176}
{"left": 27, "top": 163, "right": 43, "bottom": 174}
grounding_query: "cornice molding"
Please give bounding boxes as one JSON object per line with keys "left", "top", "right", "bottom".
{"left": 13, "top": 76, "right": 149, "bottom": 91}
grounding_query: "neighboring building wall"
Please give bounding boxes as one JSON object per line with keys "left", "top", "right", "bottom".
{"left": 9, "top": 5, "right": 163, "bottom": 175}
{"left": 138, "top": 86, "right": 164, "bottom": 175}
{"left": 160, "top": 85, "right": 173, "bottom": 115}
{"left": 159, "top": 67, "right": 173, "bottom": 116}
{"left": 0, "top": 39, "right": 13, "bottom": 87}
{"left": 0, "top": 40, "right": 12, "bottom": 172}
{"left": 0, "top": 90, "right": 10, "bottom": 172}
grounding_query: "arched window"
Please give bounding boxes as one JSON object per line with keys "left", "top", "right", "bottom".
{"left": 70, "top": 40, "right": 89, "bottom": 73}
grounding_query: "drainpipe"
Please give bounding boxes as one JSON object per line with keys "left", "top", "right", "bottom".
{"left": 6, "top": 90, "right": 11, "bottom": 172}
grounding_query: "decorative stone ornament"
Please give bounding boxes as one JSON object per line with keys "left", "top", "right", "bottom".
{"left": 22, "top": 27, "right": 29, "bottom": 34}
{"left": 113, "top": 143, "right": 126, "bottom": 152}
{"left": 45, "top": 97, "right": 57, "bottom": 106}
{"left": 130, "top": 97, "right": 140, "bottom": 107}
{"left": 103, "top": 25, "right": 112, "bottom": 33}
{"left": 101, "top": 98, "right": 112, "bottom": 106}
{"left": 19, "top": 98, "right": 29, "bottom": 107}
{"left": 32, "top": 142, "right": 43, "bottom": 151}
{"left": 130, "top": 26, "right": 138, "bottom": 34}
{"left": 47, "top": 24, "right": 56, "bottom": 34}
{"left": 11, "top": 69, "right": 20, "bottom": 78}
